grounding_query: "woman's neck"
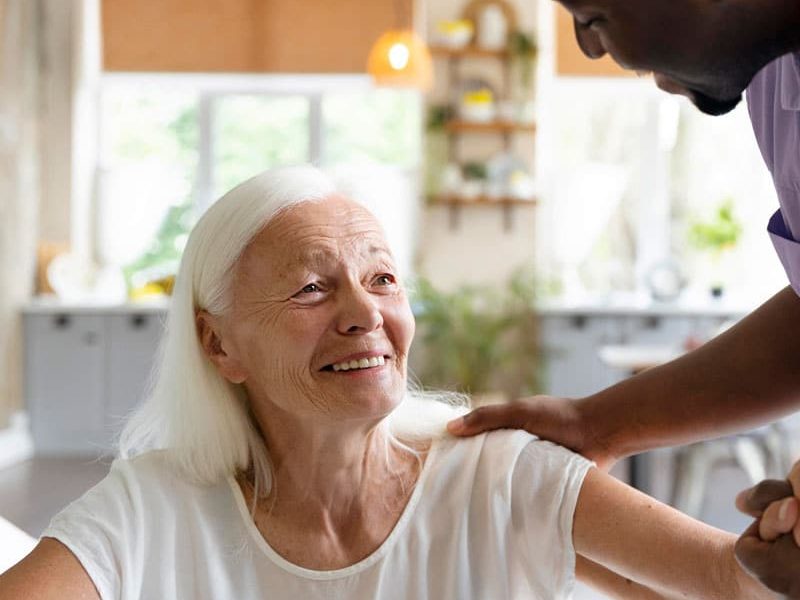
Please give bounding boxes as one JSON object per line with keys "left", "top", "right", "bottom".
{"left": 236, "top": 415, "right": 428, "bottom": 570}
{"left": 269, "top": 428, "right": 408, "bottom": 517}
{"left": 243, "top": 400, "right": 424, "bottom": 521}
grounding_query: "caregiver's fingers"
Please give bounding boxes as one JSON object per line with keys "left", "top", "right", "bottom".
{"left": 736, "top": 523, "right": 800, "bottom": 598}
{"left": 759, "top": 497, "right": 799, "bottom": 542}
{"left": 789, "top": 461, "right": 800, "bottom": 497}
{"left": 736, "top": 479, "right": 794, "bottom": 517}
{"left": 447, "top": 396, "right": 581, "bottom": 442}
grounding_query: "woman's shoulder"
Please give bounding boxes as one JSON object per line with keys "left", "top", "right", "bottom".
{"left": 429, "top": 430, "right": 534, "bottom": 482}
{"left": 106, "top": 449, "right": 180, "bottom": 489}
{"left": 87, "top": 449, "right": 230, "bottom": 511}
{"left": 435, "top": 429, "right": 542, "bottom": 462}
{"left": 432, "top": 430, "right": 591, "bottom": 488}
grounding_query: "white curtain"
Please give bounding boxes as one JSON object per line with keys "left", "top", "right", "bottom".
{"left": 0, "top": 0, "right": 41, "bottom": 429}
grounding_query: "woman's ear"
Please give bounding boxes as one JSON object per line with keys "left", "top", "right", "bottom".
{"left": 196, "top": 310, "right": 248, "bottom": 384}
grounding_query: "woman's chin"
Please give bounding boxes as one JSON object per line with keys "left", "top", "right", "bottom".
{"left": 332, "top": 390, "right": 405, "bottom": 424}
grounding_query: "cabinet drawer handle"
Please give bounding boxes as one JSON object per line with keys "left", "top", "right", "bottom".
{"left": 570, "top": 315, "right": 587, "bottom": 330}
{"left": 131, "top": 315, "right": 148, "bottom": 329}
{"left": 645, "top": 316, "right": 661, "bottom": 329}
{"left": 53, "top": 314, "right": 71, "bottom": 329}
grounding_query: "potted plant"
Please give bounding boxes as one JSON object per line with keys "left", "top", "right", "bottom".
{"left": 688, "top": 198, "right": 743, "bottom": 297}
{"left": 424, "top": 105, "right": 453, "bottom": 200}
{"left": 410, "top": 269, "right": 541, "bottom": 405}
{"left": 508, "top": 30, "right": 538, "bottom": 91}
{"left": 459, "top": 161, "right": 488, "bottom": 200}
{"left": 507, "top": 30, "right": 538, "bottom": 122}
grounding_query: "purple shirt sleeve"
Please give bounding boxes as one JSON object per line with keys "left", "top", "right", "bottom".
{"left": 747, "top": 52, "right": 800, "bottom": 296}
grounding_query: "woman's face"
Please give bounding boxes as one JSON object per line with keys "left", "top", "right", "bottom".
{"left": 212, "top": 196, "right": 414, "bottom": 425}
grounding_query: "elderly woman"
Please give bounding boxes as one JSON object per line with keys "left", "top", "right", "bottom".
{"left": 0, "top": 166, "right": 778, "bottom": 599}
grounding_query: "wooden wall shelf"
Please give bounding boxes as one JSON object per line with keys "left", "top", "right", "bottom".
{"left": 426, "top": 8, "right": 537, "bottom": 234}
{"left": 445, "top": 119, "right": 536, "bottom": 133}
{"left": 433, "top": 195, "right": 537, "bottom": 206}
{"left": 432, "top": 195, "right": 537, "bottom": 232}
{"left": 429, "top": 45, "right": 509, "bottom": 59}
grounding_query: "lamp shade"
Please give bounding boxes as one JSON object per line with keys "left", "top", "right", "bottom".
{"left": 367, "top": 29, "right": 433, "bottom": 90}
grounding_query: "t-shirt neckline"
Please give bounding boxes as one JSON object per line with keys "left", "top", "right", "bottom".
{"left": 227, "top": 439, "right": 440, "bottom": 581}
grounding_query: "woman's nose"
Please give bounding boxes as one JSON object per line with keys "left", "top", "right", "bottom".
{"left": 573, "top": 18, "right": 607, "bottom": 59}
{"left": 337, "top": 285, "right": 383, "bottom": 334}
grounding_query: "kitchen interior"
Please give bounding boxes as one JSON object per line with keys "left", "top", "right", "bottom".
{"left": 0, "top": 1, "right": 793, "bottom": 597}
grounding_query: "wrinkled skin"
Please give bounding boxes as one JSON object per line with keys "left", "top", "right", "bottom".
{"left": 558, "top": 0, "right": 800, "bottom": 115}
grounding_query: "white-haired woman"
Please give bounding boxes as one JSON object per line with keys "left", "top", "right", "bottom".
{"left": 0, "top": 166, "right": 779, "bottom": 599}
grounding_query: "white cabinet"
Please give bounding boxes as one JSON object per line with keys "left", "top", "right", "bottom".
{"left": 106, "top": 314, "right": 164, "bottom": 441}
{"left": 540, "top": 315, "right": 622, "bottom": 398}
{"left": 540, "top": 311, "right": 739, "bottom": 398}
{"left": 24, "top": 314, "right": 107, "bottom": 454}
{"left": 23, "top": 307, "right": 166, "bottom": 456}
{"left": 539, "top": 307, "right": 746, "bottom": 500}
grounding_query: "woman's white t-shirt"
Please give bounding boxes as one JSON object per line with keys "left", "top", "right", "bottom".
{"left": 42, "top": 430, "right": 593, "bottom": 600}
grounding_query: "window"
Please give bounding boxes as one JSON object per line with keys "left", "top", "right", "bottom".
{"left": 213, "top": 95, "right": 310, "bottom": 197}
{"left": 539, "top": 78, "right": 784, "bottom": 303}
{"left": 100, "top": 75, "right": 422, "bottom": 290}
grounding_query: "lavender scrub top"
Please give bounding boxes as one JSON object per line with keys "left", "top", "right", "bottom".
{"left": 747, "top": 51, "right": 800, "bottom": 296}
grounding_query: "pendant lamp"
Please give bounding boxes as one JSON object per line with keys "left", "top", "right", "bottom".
{"left": 366, "top": 2, "right": 433, "bottom": 90}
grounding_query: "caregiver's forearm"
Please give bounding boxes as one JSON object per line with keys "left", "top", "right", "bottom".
{"left": 579, "top": 286, "right": 800, "bottom": 461}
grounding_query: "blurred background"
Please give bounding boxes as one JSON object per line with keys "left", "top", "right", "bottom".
{"left": 0, "top": 1, "right": 792, "bottom": 594}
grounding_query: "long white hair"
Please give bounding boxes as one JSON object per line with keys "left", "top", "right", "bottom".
{"left": 117, "top": 165, "right": 468, "bottom": 502}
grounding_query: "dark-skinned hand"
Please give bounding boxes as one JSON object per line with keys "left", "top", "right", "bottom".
{"left": 735, "top": 463, "right": 800, "bottom": 598}
{"left": 446, "top": 395, "right": 615, "bottom": 470}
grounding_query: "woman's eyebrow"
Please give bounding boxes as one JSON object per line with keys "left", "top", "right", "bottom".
{"left": 361, "top": 243, "right": 393, "bottom": 260}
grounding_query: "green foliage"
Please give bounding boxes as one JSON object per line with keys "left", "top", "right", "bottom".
{"left": 508, "top": 30, "right": 537, "bottom": 60}
{"left": 426, "top": 104, "right": 453, "bottom": 131}
{"left": 688, "top": 198, "right": 743, "bottom": 252}
{"left": 411, "top": 270, "right": 541, "bottom": 398}
{"left": 113, "top": 97, "right": 199, "bottom": 290}
{"left": 123, "top": 202, "right": 194, "bottom": 289}
{"left": 323, "top": 90, "right": 422, "bottom": 168}
{"left": 215, "top": 95, "right": 310, "bottom": 196}
{"left": 462, "top": 161, "right": 488, "bottom": 180}
{"left": 508, "top": 30, "right": 538, "bottom": 91}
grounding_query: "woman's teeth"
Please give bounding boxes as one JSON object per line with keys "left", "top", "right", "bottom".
{"left": 332, "top": 356, "right": 385, "bottom": 372}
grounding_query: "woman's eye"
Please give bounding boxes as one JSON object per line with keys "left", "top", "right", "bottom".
{"left": 299, "top": 283, "right": 321, "bottom": 294}
{"left": 375, "top": 274, "right": 395, "bottom": 286}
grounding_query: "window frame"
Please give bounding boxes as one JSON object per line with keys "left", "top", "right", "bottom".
{"left": 100, "top": 72, "right": 422, "bottom": 216}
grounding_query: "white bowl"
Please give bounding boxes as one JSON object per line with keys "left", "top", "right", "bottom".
{"left": 459, "top": 102, "right": 495, "bottom": 122}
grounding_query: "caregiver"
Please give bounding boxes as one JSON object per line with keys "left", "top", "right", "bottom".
{"left": 448, "top": 0, "right": 800, "bottom": 596}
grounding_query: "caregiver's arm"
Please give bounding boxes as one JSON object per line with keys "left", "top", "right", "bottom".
{"left": 0, "top": 538, "right": 100, "bottom": 599}
{"left": 449, "top": 286, "right": 800, "bottom": 467}
{"left": 573, "top": 468, "right": 778, "bottom": 599}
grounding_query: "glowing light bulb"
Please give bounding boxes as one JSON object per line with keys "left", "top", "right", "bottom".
{"left": 388, "top": 42, "right": 410, "bottom": 70}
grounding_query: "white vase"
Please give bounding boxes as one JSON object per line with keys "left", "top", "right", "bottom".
{"left": 477, "top": 5, "right": 508, "bottom": 50}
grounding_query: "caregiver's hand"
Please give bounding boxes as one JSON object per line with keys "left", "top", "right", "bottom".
{"left": 736, "top": 520, "right": 800, "bottom": 598}
{"left": 446, "top": 395, "right": 615, "bottom": 470}
{"left": 734, "top": 462, "right": 800, "bottom": 597}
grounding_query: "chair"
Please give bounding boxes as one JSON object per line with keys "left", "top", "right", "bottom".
{"left": 670, "top": 424, "right": 793, "bottom": 518}
{"left": 597, "top": 342, "right": 795, "bottom": 516}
